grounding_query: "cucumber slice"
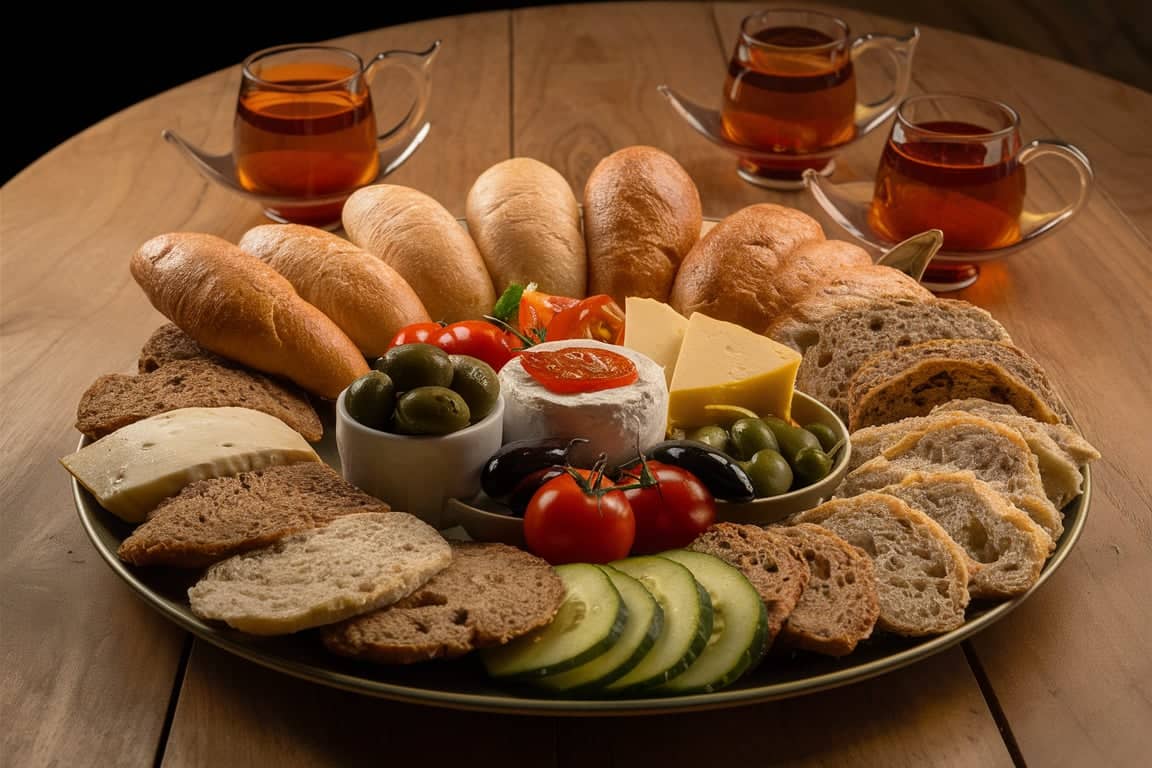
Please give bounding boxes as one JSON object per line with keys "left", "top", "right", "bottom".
{"left": 602, "top": 555, "right": 712, "bottom": 694}
{"left": 481, "top": 562, "right": 626, "bottom": 679}
{"left": 651, "top": 549, "right": 767, "bottom": 694}
{"left": 531, "top": 565, "right": 664, "bottom": 695}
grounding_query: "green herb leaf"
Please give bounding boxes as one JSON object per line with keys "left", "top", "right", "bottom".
{"left": 490, "top": 281, "right": 537, "bottom": 323}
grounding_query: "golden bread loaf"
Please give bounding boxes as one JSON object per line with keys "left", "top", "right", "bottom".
{"left": 129, "top": 232, "right": 369, "bottom": 400}
{"left": 583, "top": 145, "right": 703, "bottom": 305}
{"left": 238, "top": 223, "right": 431, "bottom": 358}
{"left": 342, "top": 184, "right": 496, "bottom": 323}
{"left": 465, "top": 157, "right": 587, "bottom": 297}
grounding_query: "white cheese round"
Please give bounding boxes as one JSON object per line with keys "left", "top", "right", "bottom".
{"left": 498, "top": 340, "right": 669, "bottom": 467}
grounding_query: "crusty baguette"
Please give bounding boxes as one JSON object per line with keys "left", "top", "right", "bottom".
{"left": 238, "top": 223, "right": 431, "bottom": 358}
{"left": 187, "top": 512, "right": 451, "bottom": 636}
{"left": 323, "top": 541, "right": 565, "bottom": 664}
{"left": 668, "top": 204, "right": 872, "bottom": 333}
{"left": 465, "top": 157, "right": 587, "bottom": 297}
{"left": 583, "top": 145, "right": 702, "bottom": 305}
{"left": 342, "top": 184, "right": 496, "bottom": 323}
{"left": 129, "top": 232, "right": 369, "bottom": 400}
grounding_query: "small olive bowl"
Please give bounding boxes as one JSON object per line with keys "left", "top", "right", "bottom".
{"left": 713, "top": 391, "right": 852, "bottom": 526}
{"left": 443, "top": 390, "right": 850, "bottom": 544}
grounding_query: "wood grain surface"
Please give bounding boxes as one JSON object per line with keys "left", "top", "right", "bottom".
{"left": 2, "top": 3, "right": 1149, "bottom": 767}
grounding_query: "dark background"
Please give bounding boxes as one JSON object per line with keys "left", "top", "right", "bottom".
{"left": 5, "top": 0, "right": 1148, "bottom": 185}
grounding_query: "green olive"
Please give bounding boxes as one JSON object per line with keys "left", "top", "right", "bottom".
{"left": 792, "top": 446, "right": 833, "bottom": 487}
{"left": 803, "top": 422, "right": 839, "bottom": 453}
{"left": 740, "top": 448, "right": 794, "bottom": 498}
{"left": 343, "top": 371, "right": 396, "bottom": 431}
{"left": 729, "top": 417, "right": 780, "bottom": 460}
{"left": 393, "top": 386, "right": 471, "bottom": 435}
{"left": 449, "top": 354, "right": 500, "bottom": 423}
{"left": 765, "top": 420, "right": 823, "bottom": 463}
{"left": 373, "top": 343, "right": 453, "bottom": 392}
{"left": 687, "top": 425, "right": 733, "bottom": 453}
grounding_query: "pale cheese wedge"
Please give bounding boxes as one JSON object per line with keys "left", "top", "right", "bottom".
{"left": 668, "top": 312, "right": 801, "bottom": 427}
{"left": 61, "top": 406, "right": 320, "bottom": 523}
{"left": 622, "top": 296, "right": 689, "bottom": 387}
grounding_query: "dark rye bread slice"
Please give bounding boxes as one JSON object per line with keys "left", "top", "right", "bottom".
{"left": 139, "top": 322, "right": 223, "bottom": 371}
{"left": 76, "top": 357, "right": 323, "bottom": 441}
{"left": 688, "top": 522, "right": 810, "bottom": 651}
{"left": 322, "top": 541, "right": 565, "bottom": 664}
{"left": 117, "top": 463, "right": 387, "bottom": 568}
{"left": 769, "top": 298, "right": 1011, "bottom": 423}
{"left": 847, "top": 338, "right": 1067, "bottom": 430}
{"left": 770, "top": 523, "right": 879, "bottom": 656}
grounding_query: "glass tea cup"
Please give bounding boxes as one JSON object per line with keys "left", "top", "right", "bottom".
{"left": 231, "top": 43, "right": 435, "bottom": 228}
{"left": 868, "top": 93, "right": 1094, "bottom": 290}
{"left": 719, "top": 8, "right": 917, "bottom": 187}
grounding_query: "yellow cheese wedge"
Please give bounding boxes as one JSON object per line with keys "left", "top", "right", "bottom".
{"left": 622, "top": 297, "right": 689, "bottom": 388}
{"left": 60, "top": 406, "right": 320, "bottom": 523}
{"left": 668, "top": 312, "right": 801, "bottom": 428}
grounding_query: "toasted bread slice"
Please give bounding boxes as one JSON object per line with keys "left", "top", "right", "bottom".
{"left": 323, "top": 541, "right": 565, "bottom": 664}
{"left": 117, "top": 463, "right": 388, "bottom": 568}
{"left": 771, "top": 523, "right": 879, "bottom": 656}
{"left": 188, "top": 512, "right": 451, "bottom": 636}
{"left": 77, "top": 357, "right": 322, "bottom": 442}
{"left": 795, "top": 493, "right": 970, "bottom": 636}
{"left": 688, "top": 522, "right": 809, "bottom": 651}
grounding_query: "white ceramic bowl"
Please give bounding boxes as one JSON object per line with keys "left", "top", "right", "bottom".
{"left": 335, "top": 389, "right": 505, "bottom": 529}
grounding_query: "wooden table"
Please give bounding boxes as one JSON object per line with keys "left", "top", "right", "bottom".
{"left": 3, "top": 3, "right": 1149, "bottom": 766}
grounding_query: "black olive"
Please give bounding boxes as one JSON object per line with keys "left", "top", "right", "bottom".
{"left": 641, "top": 440, "right": 756, "bottom": 502}
{"left": 480, "top": 437, "right": 590, "bottom": 502}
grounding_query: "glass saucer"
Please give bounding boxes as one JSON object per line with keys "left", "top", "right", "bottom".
{"left": 804, "top": 169, "right": 1059, "bottom": 291}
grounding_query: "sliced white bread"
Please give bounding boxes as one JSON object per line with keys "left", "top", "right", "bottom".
{"left": 846, "top": 338, "right": 1068, "bottom": 430}
{"left": 771, "top": 523, "right": 880, "bottom": 656}
{"left": 837, "top": 413, "right": 1064, "bottom": 542}
{"left": 873, "top": 472, "right": 1051, "bottom": 599}
{"left": 188, "top": 512, "right": 451, "bottom": 636}
{"left": 770, "top": 298, "right": 1010, "bottom": 423}
{"left": 323, "top": 541, "right": 566, "bottom": 664}
{"left": 794, "top": 493, "right": 970, "bottom": 636}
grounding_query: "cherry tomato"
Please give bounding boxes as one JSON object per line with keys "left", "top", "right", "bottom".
{"left": 519, "top": 347, "right": 639, "bottom": 394}
{"left": 433, "top": 320, "right": 519, "bottom": 371}
{"left": 518, "top": 290, "right": 580, "bottom": 337}
{"left": 621, "top": 461, "right": 717, "bottom": 555}
{"left": 388, "top": 321, "right": 445, "bottom": 348}
{"left": 524, "top": 469, "right": 635, "bottom": 564}
{"left": 547, "top": 295, "right": 626, "bottom": 344}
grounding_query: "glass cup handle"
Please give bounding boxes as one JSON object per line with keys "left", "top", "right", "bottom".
{"left": 365, "top": 40, "right": 442, "bottom": 151}
{"left": 850, "top": 27, "right": 921, "bottom": 137}
{"left": 1017, "top": 139, "right": 1095, "bottom": 242}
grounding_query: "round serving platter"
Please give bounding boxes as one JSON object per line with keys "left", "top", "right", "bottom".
{"left": 72, "top": 400, "right": 1090, "bottom": 716}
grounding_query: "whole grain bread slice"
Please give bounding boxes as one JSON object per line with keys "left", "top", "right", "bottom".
{"left": 688, "top": 522, "right": 810, "bottom": 651}
{"left": 770, "top": 522, "right": 880, "bottom": 656}
{"left": 846, "top": 338, "right": 1067, "bottom": 430}
{"left": 117, "top": 463, "right": 388, "bottom": 568}
{"left": 138, "top": 322, "right": 223, "bottom": 372}
{"left": 794, "top": 493, "right": 970, "bottom": 636}
{"left": 187, "top": 511, "right": 451, "bottom": 636}
{"left": 77, "top": 357, "right": 323, "bottom": 442}
{"left": 769, "top": 298, "right": 1010, "bottom": 422}
{"left": 322, "top": 541, "right": 565, "bottom": 664}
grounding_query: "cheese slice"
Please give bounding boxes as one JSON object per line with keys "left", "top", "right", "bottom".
{"left": 61, "top": 406, "right": 320, "bottom": 523}
{"left": 668, "top": 312, "right": 802, "bottom": 428}
{"left": 622, "top": 297, "right": 690, "bottom": 387}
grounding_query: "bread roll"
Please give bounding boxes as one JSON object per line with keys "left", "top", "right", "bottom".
{"left": 583, "top": 145, "right": 702, "bottom": 305}
{"left": 465, "top": 157, "right": 586, "bottom": 297}
{"left": 668, "top": 204, "right": 872, "bottom": 333}
{"left": 239, "top": 223, "right": 431, "bottom": 357}
{"left": 342, "top": 184, "right": 496, "bottom": 323}
{"left": 130, "top": 232, "right": 369, "bottom": 400}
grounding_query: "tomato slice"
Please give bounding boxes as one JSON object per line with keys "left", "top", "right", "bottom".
{"left": 547, "top": 295, "right": 626, "bottom": 344}
{"left": 519, "top": 347, "right": 638, "bottom": 394}
{"left": 518, "top": 290, "right": 580, "bottom": 338}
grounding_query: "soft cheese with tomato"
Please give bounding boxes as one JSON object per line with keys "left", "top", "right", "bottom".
{"left": 498, "top": 339, "right": 668, "bottom": 466}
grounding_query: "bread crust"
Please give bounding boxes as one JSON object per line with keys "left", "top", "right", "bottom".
{"left": 465, "top": 157, "right": 587, "bottom": 297}
{"left": 342, "top": 184, "right": 496, "bottom": 323}
{"left": 130, "top": 232, "right": 369, "bottom": 400}
{"left": 583, "top": 145, "right": 702, "bottom": 304}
